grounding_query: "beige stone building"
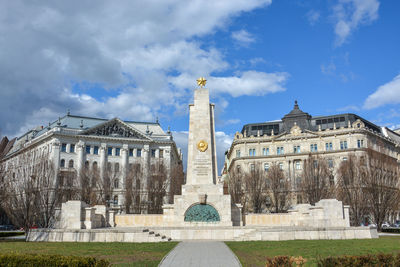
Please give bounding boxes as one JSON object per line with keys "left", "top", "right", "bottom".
{"left": 223, "top": 101, "right": 400, "bottom": 205}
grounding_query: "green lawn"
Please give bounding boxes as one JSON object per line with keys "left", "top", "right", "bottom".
{"left": 0, "top": 241, "right": 178, "bottom": 266}
{"left": 226, "top": 236, "right": 400, "bottom": 267}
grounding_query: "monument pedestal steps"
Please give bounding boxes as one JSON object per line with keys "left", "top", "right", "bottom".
{"left": 27, "top": 81, "right": 378, "bottom": 242}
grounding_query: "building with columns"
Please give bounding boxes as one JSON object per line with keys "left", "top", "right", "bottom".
{"left": 1, "top": 113, "right": 183, "bottom": 213}
{"left": 223, "top": 101, "right": 400, "bottom": 207}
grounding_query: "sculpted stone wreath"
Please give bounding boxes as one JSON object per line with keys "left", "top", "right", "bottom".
{"left": 197, "top": 140, "right": 208, "bottom": 152}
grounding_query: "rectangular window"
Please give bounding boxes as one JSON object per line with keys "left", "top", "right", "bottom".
{"left": 293, "top": 145, "right": 300, "bottom": 154}
{"left": 325, "top": 142, "right": 333, "bottom": 151}
{"left": 86, "top": 145, "right": 91, "bottom": 154}
{"left": 249, "top": 148, "right": 256, "bottom": 156}
{"left": 151, "top": 149, "right": 156, "bottom": 157}
{"left": 70, "top": 144, "right": 75, "bottom": 153}
{"left": 115, "top": 148, "right": 120, "bottom": 156}
{"left": 236, "top": 150, "right": 241, "bottom": 158}
{"left": 137, "top": 148, "right": 142, "bottom": 157}
{"left": 129, "top": 149, "right": 133, "bottom": 157}
{"left": 328, "top": 159, "right": 334, "bottom": 168}
{"left": 250, "top": 164, "right": 255, "bottom": 171}
{"left": 277, "top": 147, "right": 284, "bottom": 155}
{"left": 343, "top": 157, "right": 348, "bottom": 161}
{"left": 159, "top": 149, "right": 163, "bottom": 158}
{"left": 340, "top": 141, "right": 348, "bottom": 150}
{"left": 262, "top": 147, "right": 269, "bottom": 156}
{"left": 61, "top": 143, "right": 67, "bottom": 152}
{"left": 264, "top": 163, "right": 269, "bottom": 172}
{"left": 93, "top": 146, "right": 99, "bottom": 155}
{"left": 357, "top": 139, "right": 364, "bottom": 148}
{"left": 108, "top": 147, "right": 113, "bottom": 156}
{"left": 310, "top": 144, "right": 317, "bottom": 152}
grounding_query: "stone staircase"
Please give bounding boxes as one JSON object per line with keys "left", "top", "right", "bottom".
{"left": 142, "top": 228, "right": 172, "bottom": 242}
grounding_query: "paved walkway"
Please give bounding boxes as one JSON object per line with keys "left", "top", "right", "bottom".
{"left": 159, "top": 241, "right": 241, "bottom": 267}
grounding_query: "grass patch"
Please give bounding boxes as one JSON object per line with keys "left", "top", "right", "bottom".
{"left": 0, "top": 241, "right": 177, "bottom": 266}
{"left": 226, "top": 236, "right": 400, "bottom": 267}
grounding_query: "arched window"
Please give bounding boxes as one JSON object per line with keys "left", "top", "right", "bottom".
{"left": 92, "top": 161, "right": 98, "bottom": 170}
{"left": 68, "top": 159, "right": 74, "bottom": 168}
{"left": 114, "top": 178, "right": 119, "bottom": 189}
{"left": 60, "top": 159, "right": 65, "bottom": 168}
{"left": 84, "top": 161, "right": 89, "bottom": 169}
{"left": 113, "top": 195, "right": 118, "bottom": 205}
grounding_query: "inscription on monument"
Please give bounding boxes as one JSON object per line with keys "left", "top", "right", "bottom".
{"left": 193, "top": 155, "right": 210, "bottom": 176}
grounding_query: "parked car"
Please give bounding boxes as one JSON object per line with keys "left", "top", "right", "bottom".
{"left": 0, "top": 225, "right": 15, "bottom": 231}
{"left": 381, "top": 222, "right": 390, "bottom": 228}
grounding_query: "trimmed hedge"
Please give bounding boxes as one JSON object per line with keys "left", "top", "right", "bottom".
{"left": 381, "top": 228, "right": 400, "bottom": 233}
{"left": 265, "top": 256, "right": 307, "bottom": 267}
{"left": 0, "top": 232, "right": 24, "bottom": 238}
{"left": 0, "top": 253, "right": 109, "bottom": 267}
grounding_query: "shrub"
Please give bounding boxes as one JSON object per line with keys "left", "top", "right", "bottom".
{"left": 0, "top": 253, "right": 109, "bottom": 267}
{"left": 265, "top": 255, "right": 293, "bottom": 267}
{"left": 381, "top": 228, "right": 400, "bottom": 233}
{"left": 0, "top": 232, "right": 24, "bottom": 238}
{"left": 317, "top": 253, "right": 400, "bottom": 267}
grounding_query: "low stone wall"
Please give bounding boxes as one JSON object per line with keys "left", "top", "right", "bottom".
{"left": 115, "top": 214, "right": 164, "bottom": 227}
{"left": 245, "top": 214, "right": 291, "bottom": 226}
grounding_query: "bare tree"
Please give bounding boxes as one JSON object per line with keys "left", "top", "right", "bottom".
{"left": 245, "top": 162, "right": 266, "bottom": 213}
{"left": 300, "top": 155, "right": 334, "bottom": 205}
{"left": 168, "top": 162, "right": 184, "bottom": 203}
{"left": 364, "top": 149, "right": 400, "bottom": 231}
{"left": 266, "top": 163, "right": 291, "bottom": 213}
{"left": 227, "top": 166, "right": 245, "bottom": 206}
{"left": 148, "top": 160, "right": 168, "bottom": 214}
{"left": 336, "top": 154, "right": 369, "bottom": 226}
{"left": 125, "top": 163, "right": 143, "bottom": 214}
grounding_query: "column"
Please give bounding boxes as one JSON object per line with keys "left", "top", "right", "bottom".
{"left": 51, "top": 139, "right": 61, "bottom": 187}
{"left": 164, "top": 147, "right": 171, "bottom": 204}
{"left": 120, "top": 144, "right": 129, "bottom": 209}
{"left": 142, "top": 144, "right": 150, "bottom": 213}
{"left": 99, "top": 143, "right": 107, "bottom": 181}
{"left": 76, "top": 140, "right": 85, "bottom": 178}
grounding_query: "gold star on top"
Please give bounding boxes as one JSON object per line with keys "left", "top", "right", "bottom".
{"left": 196, "top": 77, "right": 207, "bottom": 88}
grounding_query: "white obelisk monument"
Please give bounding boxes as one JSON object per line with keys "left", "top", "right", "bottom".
{"left": 163, "top": 77, "right": 240, "bottom": 226}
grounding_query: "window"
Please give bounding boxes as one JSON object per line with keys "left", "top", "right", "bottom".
{"left": 115, "top": 163, "right": 120, "bottom": 173}
{"left": 61, "top": 143, "right": 67, "bottom": 152}
{"left": 297, "top": 194, "right": 303, "bottom": 204}
{"left": 236, "top": 165, "right": 241, "bottom": 172}
{"left": 279, "top": 162, "right": 283, "bottom": 170}
{"left": 329, "top": 175, "right": 335, "bottom": 186}
{"left": 114, "top": 179, "right": 119, "bottom": 189}
{"left": 129, "top": 149, "right": 134, "bottom": 157}
{"left": 108, "top": 147, "right": 113, "bottom": 155}
{"left": 113, "top": 195, "right": 118, "bottom": 205}
{"left": 70, "top": 144, "right": 75, "bottom": 153}
{"left": 68, "top": 159, "right": 74, "bottom": 168}
{"left": 115, "top": 148, "right": 120, "bottom": 156}
{"left": 293, "top": 145, "right": 300, "bottom": 154}
{"left": 310, "top": 144, "right": 318, "bottom": 152}
{"left": 236, "top": 150, "right": 241, "bottom": 158}
{"left": 295, "top": 161, "right": 301, "bottom": 170}
{"left": 262, "top": 147, "right": 269, "bottom": 156}
{"left": 264, "top": 163, "right": 269, "bottom": 172}
{"left": 343, "top": 157, "right": 348, "bottom": 161}
{"left": 137, "top": 148, "right": 142, "bottom": 157}
{"left": 159, "top": 149, "right": 163, "bottom": 158}
{"left": 151, "top": 149, "right": 156, "bottom": 157}
{"left": 250, "top": 164, "right": 255, "bottom": 171}
{"left": 357, "top": 139, "right": 364, "bottom": 148}
{"left": 340, "top": 141, "right": 348, "bottom": 150}
{"left": 325, "top": 142, "right": 333, "bottom": 151}
{"left": 93, "top": 146, "right": 99, "bottom": 155}
{"left": 107, "top": 162, "right": 112, "bottom": 171}
{"left": 86, "top": 145, "right": 91, "bottom": 154}
{"left": 60, "top": 159, "right": 65, "bottom": 168}
{"left": 249, "top": 148, "right": 256, "bottom": 156}
{"left": 84, "top": 161, "right": 89, "bottom": 169}
{"left": 328, "top": 159, "right": 334, "bottom": 168}
{"left": 277, "top": 147, "right": 284, "bottom": 155}
{"left": 92, "top": 162, "right": 98, "bottom": 170}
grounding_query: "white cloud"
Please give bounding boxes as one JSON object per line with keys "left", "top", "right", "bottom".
{"left": 333, "top": 0, "right": 380, "bottom": 46}
{"left": 321, "top": 62, "right": 336, "bottom": 75}
{"left": 307, "top": 10, "right": 320, "bottom": 26}
{"left": 0, "top": 0, "right": 276, "bottom": 136}
{"left": 364, "top": 74, "right": 400, "bottom": 109}
{"left": 172, "top": 131, "right": 233, "bottom": 175}
{"left": 231, "top": 30, "right": 255, "bottom": 46}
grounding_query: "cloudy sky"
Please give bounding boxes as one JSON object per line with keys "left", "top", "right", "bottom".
{"left": 1, "top": 0, "right": 399, "bottom": 172}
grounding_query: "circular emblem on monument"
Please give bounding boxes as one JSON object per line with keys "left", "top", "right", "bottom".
{"left": 197, "top": 140, "right": 208, "bottom": 152}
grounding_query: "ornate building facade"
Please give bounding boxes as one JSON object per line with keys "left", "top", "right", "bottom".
{"left": 223, "top": 101, "right": 400, "bottom": 206}
{"left": 0, "top": 113, "right": 183, "bottom": 213}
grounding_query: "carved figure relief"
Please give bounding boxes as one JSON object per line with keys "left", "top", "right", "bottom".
{"left": 86, "top": 122, "right": 142, "bottom": 138}
{"left": 290, "top": 124, "right": 302, "bottom": 136}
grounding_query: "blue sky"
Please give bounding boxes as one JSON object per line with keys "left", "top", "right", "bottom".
{"left": 1, "top": 0, "right": 399, "bottom": 172}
